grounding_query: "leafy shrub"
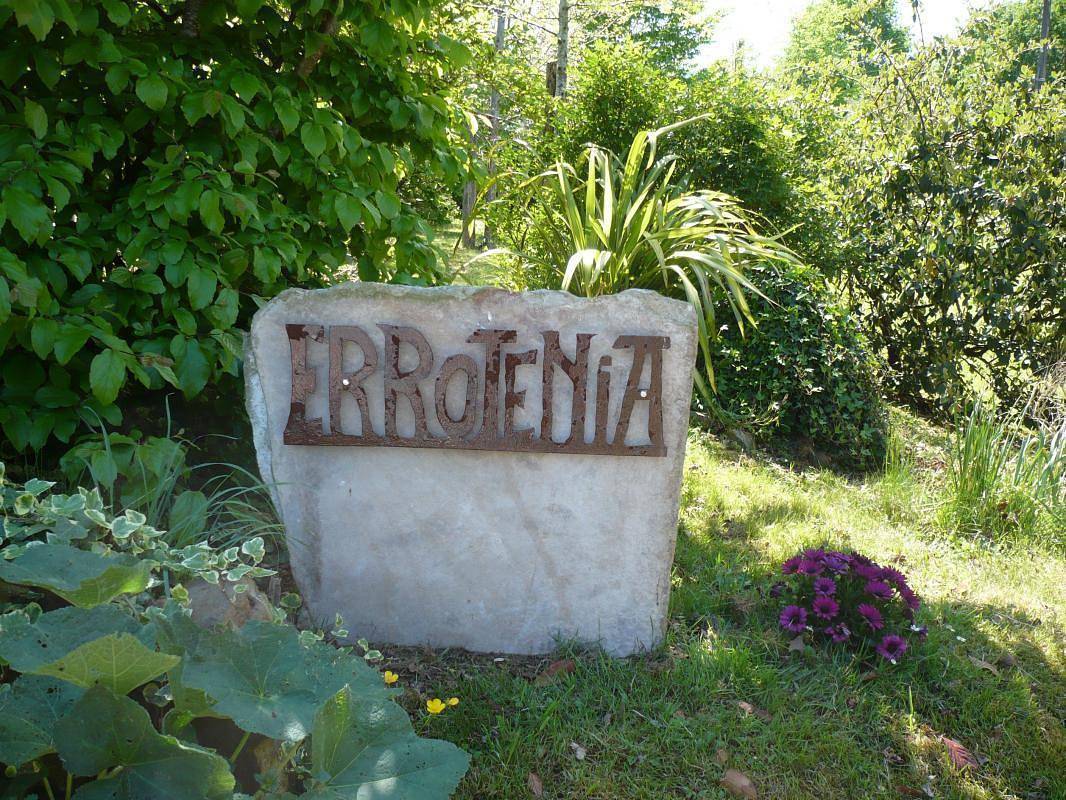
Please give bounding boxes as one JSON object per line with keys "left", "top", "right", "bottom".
{"left": 820, "top": 24, "right": 1065, "bottom": 411}
{"left": 712, "top": 261, "right": 888, "bottom": 468}
{"left": 774, "top": 548, "right": 925, "bottom": 664}
{"left": 0, "top": 0, "right": 466, "bottom": 455}
{"left": 0, "top": 464, "right": 470, "bottom": 797}
{"left": 474, "top": 121, "right": 801, "bottom": 407}
{"left": 943, "top": 398, "right": 1065, "bottom": 548}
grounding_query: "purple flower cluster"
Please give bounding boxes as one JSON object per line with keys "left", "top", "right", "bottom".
{"left": 775, "top": 548, "right": 922, "bottom": 664}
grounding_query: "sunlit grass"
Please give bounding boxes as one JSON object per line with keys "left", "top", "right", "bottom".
{"left": 389, "top": 411, "right": 1065, "bottom": 799}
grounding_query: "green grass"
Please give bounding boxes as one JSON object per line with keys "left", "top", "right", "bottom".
{"left": 383, "top": 416, "right": 1065, "bottom": 799}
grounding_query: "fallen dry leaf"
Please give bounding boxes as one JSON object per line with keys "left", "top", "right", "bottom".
{"left": 737, "top": 700, "right": 771, "bottom": 722}
{"left": 527, "top": 772, "right": 543, "bottom": 797}
{"left": 715, "top": 748, "right": 730, "bottom": 766}
{"left": 942, "top": 736, "right": 980, "bottom": 771}
{"left": 720, "top": 768, "right": 757, "bottom": 799}
{"left": 569, "top": 741, "right": 587, "bottom": 761}
{"left": 788, "top": 635, "right": 806, "bottom": 653}
{"left": 968, "top": 655, "right": 999, "bottom": 675}
{"left": 534, "top": 659, "right": 576, "bottom": 686}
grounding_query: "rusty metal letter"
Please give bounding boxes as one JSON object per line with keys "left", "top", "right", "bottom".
{"left": 503, "top": 349, "right": 538, "bottom": 441}
{"left": 379, "top": 324, "right": 434, "bottom": 439}
{"left": 468, "top": 329, "right": 517, "bottom": 443}
{"left": 434, "top": 353, "right": 479, "bottom": 439}
{"left": 329, "top": 325, "right": 378, "bottom": 439}
{"left": 540, "top": 331, "right": 593, "bottom": 445}
{"left": 612, "top": 335, "right": 670, "bottom": 454}
{"left": 283, "top": 324, "right": 325, "bottom": 442}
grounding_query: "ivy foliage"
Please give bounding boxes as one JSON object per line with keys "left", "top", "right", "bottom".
{"left": 0, "top": 464, "right": 471, "bottom": 797}
{"left": 713, "top": 261, "right": 888, "bottom": 469}
{"left": 0, "top": 0, "right": 468, "bottom": 454}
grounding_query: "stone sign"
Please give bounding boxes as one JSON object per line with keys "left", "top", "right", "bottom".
{"left": 246, "top": 283, "right": 697, "bottom": 655}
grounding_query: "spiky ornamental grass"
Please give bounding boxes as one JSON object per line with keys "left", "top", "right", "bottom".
{"left": 776, "top": 549, "right": 925, "bottom": 665}
{"left": 467, "top": 118, "right": 801, "bottom": 408}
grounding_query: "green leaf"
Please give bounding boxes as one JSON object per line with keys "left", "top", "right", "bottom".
{"left": 105, "top": 64, "right": 130, "bottom": 94}
{"left": 230, "top": 73, "right": 260, "bottom": 102}
{"left": 305, "top": 686, "right": 470, "bottom": 800}
{"left": 135, "top": 74, "right": 168, "bottom": 111}
{"left": 168, "top": 490, "right": 209, "bottom": 543}
{"left": 174, "top": 338, "right": 210, "bottom": 398}
{"left": 174, "top": 307, "right": 197, "bottom": 336}
{"left": 177, "top": 621, "right": 389, "bottom": 741}
{"left": 3, "top": 184, "right": 52, "bottom": 245}
{"left": 301, "top": 122, "right": 327, "bottom": 158}
{"left": 335, "top": 195, "right": 362, "bottom": 231}
{"left": 54, "top": 686, "right": 235, "bottom": 800}
{"left": 235, "top": 0, "right": 264, "bottom": 17}
{"left": 53, "top": 324, "right": 92, "bottom": 365}
{"left": 13, "top": 0, "right": 56, "bottom": 40}
{"left": 276, "top": 100, "right": 299, "bottom": 135}
{"left": 187, "top": 267, "right": 217, "bottom": 310}
{"left": 199, "top": 189, "right": 224, "bottom": 234}
{"left": 204, "top": 287, "right": 238, "bottom": 330}
{"left": 252, "top": 247, "right": 281, "bottom": 284}
{"left": 0, "top": 605, "right": 176, "bottom": 695}
{"left": 89, "top": 349, "right": 126, "bottom": 405}
{"left": 0, "top": 543, "right": 152, "bottom": 607}
{"left": 30, "top": 317, "right": 58, "bottom": 359}
{"left": 101, "top": 0, "right": 131, "bottom": 26}
{"left": 0, "top": 675, "right": 84, "bottom": 768}
{"left": 375, "top": 190, "right": 401, "bottom": 220}
{"left": 24, "top": 99, "right": 47, "bottom": 139}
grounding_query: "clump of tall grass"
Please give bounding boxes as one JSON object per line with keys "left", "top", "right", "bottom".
{"left": 942, "top": 384, "right": 1065, "bottom": 548}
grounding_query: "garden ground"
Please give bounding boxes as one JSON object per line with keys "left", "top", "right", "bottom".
{"left": 384, "top": 412, "right": 1065, "bottom": 799}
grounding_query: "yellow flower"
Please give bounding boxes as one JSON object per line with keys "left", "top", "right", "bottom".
{"left": 426, "top": 698, "right": 447, "bottom": 714}
{"left": 447, "top": 697, "right": 459, "bottom": 707}
{"left": 383, "top": 671, "right": 399, "bottom": 685}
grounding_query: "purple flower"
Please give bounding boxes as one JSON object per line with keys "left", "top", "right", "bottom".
{"left": 899, "top": 586, "right": 920, "bottom": 612}
{"left": 769, "top": 582, "right": 786, "bottom": 598}
{"left": 865, "top": 580, "right": 895, "bottom": 600}
{"left": 812, "top": 595, "right": 839, "bottom": 620}
{"left": 781, "top": 556, "right": 802, "bottom": 575}
{"left": 813, "top": 577, "right": 836, "bottom": 596}
{"left": 824, "top": 623, "right": 851, "bottom": 643}
{"left": 798, "top": 558, "right": 825, "bottom": 576}
{"left": 855, "top": 562, "right": 883, "bottom": 580}
{"left": 858, "top": 603, "right": 884, "bottom": 630}
{"left": 779, "top": 605, "right": 808, "bottom": 633}
{"left": 802, "top": 548, "right": 826, "bottom": 562}
{"left": 876, "top": 634, "right": 908, "bottom": 663}
{"left": 823, "top": 552, "right": 850, "bottom": 573}
{"left": 910, "top": 623, "right": 928, "bottom": 641}
{"left": 881, "top": 566, "right": 909, "bottom": 589}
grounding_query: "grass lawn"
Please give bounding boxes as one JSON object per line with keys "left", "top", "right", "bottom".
{"left": 384, "top": 416, "right": 1065, "bottom": 799}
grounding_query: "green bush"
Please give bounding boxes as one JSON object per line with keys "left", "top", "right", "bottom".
{"left": 712, "top": 261, "right": 888, "bottom": 468}
{"left": 0, "top": 0, "right": 466, "bottom": 455}
{"left": 0, "top": 463, "right": 470, "bottom": 796}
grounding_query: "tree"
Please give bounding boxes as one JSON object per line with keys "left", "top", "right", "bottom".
{"left": 0, "top": 0, "right": 466, "bottom": 454}
{"left": 780, "top": 0, "right": 909, "bottom": 98}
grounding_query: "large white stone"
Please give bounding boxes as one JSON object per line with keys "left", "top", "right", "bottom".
{"left": 245, "top": 283, "right": 697, "bottom": 656}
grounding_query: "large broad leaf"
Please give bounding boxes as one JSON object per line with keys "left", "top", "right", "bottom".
{"left": 178, "top": 620, "right": 389, "bottom": 741}
{"left": 0, "top": 542, "right": 152, "bottom": 606}
{"left": 304, "top": 687, "right": 469, "bottom": 799}
{"left": 0, "top": 675, "right": 84, "bottom": 767}
{"left": 0, "top": 605, "right": 178, "bottom": 695}
{"left": 54, "top": 686, "right": 235, "bottom": 800}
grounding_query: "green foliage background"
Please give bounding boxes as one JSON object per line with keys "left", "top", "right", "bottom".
{"left": 0, "top": 0, "right": 466, "bottom": 454}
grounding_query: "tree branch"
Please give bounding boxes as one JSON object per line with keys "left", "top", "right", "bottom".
{"left": 296, "top": 11, "right": 341, "bottom": 79}
{"left": 142, "top": 0, "right": 176, "bottom": 22}
{"left": 181, "top": 0, "right": 201, "bottom": 37}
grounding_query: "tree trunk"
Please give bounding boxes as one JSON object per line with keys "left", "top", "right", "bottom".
{"left": 1034, "top": 0, "right": 1051, "bottom": 91}
{"left": 556, "top": 0, "right": 569, "bottom": 97}
{"left": 483, "top": 8, "right": 507, "bottom": 248}
{"left": 461, "top": 180, "right": 477, "bottom": 248}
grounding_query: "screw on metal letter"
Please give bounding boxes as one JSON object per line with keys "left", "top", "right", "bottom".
{"left": 612, "top": 335, "right": 669, "bottom": 456}
{"left": 329, "top": 325, "right": 379, "bottom": 440}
